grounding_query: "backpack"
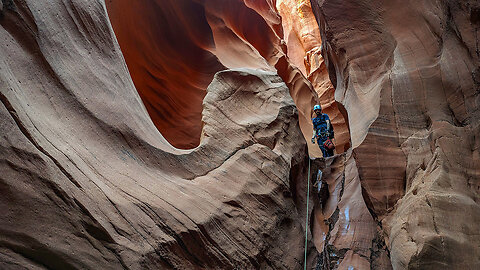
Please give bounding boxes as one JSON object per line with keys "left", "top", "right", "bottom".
{"left": 323, "top": 138, "right": 335, "bottom": 150}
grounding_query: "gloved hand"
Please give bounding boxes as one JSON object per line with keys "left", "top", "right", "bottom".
{"left": 311, "top": 137, "right": 315, "bottom": 144}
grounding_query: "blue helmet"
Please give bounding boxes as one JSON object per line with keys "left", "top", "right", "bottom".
{"left": 314, "top": 104, "right": 321, "bottom": 111}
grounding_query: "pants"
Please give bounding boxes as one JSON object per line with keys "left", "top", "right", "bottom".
{"left": 317, "top": 137, "right": 334, "bottom": 157}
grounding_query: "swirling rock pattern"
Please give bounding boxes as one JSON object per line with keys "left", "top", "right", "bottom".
{"left": 311, "top": 0, "right": 480, "bottom": 268}
{"left": 106, "top": 0, "right": 323, "bottom": 153}
{"left": 0, "top": 0, "right": 314, "bottom": 267}
{"left": 276, "top": 0, "right": 350, "bottom": 153}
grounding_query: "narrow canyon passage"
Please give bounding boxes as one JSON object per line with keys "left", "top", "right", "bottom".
{"left": 0, "top": 0, "right": 478, "bottom": 269}
{"left": 105, "top": 0, "right": 374, "bottom": 268}
{"left": 106, "top": 0, "right": 480, "bottom": 268}
{"left": 105, "top": 0, "right": 350, "bottom": 154}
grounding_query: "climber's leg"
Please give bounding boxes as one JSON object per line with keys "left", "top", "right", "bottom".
{"left": 319, "top": 145, "right": 329, "bottom": 157}
{"left": 316, "top": 137, "right": 328, "bottom": 157}
{"left": 327, "top": 147, "right": 334, "bottom": 157}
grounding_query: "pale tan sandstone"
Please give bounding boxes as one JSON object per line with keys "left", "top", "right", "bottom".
{"left": 106, "top": 0, "right": 322, "bottom": 154}
{"left": 0, "top": 0, "right": 314, "bottom": 267}
{"left": 277, "top": 0, "right": 350, "bottom": 153}
{"left": 311, "top": 0, "right": 480, "bottom": 268}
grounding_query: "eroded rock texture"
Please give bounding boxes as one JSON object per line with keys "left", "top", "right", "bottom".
{"left": 0, "top": 0, "right": 317, "bottom": 267}
{"left": 1, "top": 0, "right": 479, "bottom": 269}
{"left": 276, "top": 0, "right": 350, "bottom": 153}
{"left": 311, "top": 0, "right": 480, "bottom": 268}
{"left": 106, "top": 0, "right": 322, "bottom": 153}
{"left": 0, "top": 65, "right": 306, "bottom": 269}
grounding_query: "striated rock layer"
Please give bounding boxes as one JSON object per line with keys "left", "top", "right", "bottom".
{"left": 1, "top": 0, "right": 479, "bottom": 269}
{"left": 311, "top": 0, "right": 480, "bottom": 268}
{"left": 106, "top": 0, "right": 324, "bottom": 153}
{"left": 276, "top": 0, "right": 350, "bottom": 153}
{"left": 0, "top": 0, "right": 318, "bottom": 268}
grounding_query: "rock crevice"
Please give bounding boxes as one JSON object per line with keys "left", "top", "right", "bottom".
{"left": 311, "top": 0, "right": 480, "bottom": 268}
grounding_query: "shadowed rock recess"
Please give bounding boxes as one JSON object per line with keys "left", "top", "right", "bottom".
{"left": 0, "top": 0, "right": 479, "bottom": 270}
{"left": 0, "top": 0, "right": 313, "bottom": 268}
{"left": 310, "top": 0, "right": 480, "bottom": 269}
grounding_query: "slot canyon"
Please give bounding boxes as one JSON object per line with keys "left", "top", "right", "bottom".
{"left": 0, "top": 0, "right": 478, "bottom": 269}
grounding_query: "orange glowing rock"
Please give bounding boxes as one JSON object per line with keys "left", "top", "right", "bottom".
{"left": 107, "top": 0, "right": 322, "bottom": 153}
{"left": 277, "top": 0, "right": 350, "bottom": 154}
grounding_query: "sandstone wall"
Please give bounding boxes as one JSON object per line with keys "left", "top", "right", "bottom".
{"left": 1, "top": 0, "right": 478, "bottom": 269}
{"left": 106, "top": 0, "right": 323, "bottom": 155}
{"left": 311, "top": 0, "right": 480, "bottom": 268}
{"left": 0, "top": 0, "right": 315, "bottom": 268}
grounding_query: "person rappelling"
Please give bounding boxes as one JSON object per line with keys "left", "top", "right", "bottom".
{"left": 311, "top": 104, "right": 335, "bottom": 157}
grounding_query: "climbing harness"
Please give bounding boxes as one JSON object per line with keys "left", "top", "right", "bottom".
{"left": 316, "top": 131, "right": 330, "bottom": 138}
{"left": 304, "top": 157, "right": 311, "bottom": 270}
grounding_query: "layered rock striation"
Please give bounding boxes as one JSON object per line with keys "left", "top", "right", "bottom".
{"left": 1, "top": 0, "right": 479, "bottom": 269}
{"left": 311, "top": 0, "right": 480, "bottom": 268}
{"left": 106, "top": 0, "right": 325, "bottom": 153}
{"left": 0, "top": 0, "right": 316, "bottom": 268}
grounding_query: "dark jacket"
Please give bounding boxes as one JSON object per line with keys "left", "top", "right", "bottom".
{"left": 312, "top": 114, "right": 334, "bottom": 140}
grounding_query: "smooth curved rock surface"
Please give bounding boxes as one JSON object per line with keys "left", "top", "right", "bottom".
{"left": 276, "top": 0, "right": 350, "bottom": 153}
{"left": 106, "top": 0, "right": 226, "bottom": 149}
{"left": 311, "top": 0, "right": 480, "bottom": 268}
{"left": 106, "top": 0, "right": 321, "bottom": 153}
{"left": 0, "top": 67, "right": 307, "bottom": 268}
{"left": 0, "top": 0, "right": 312, "bottom": 267}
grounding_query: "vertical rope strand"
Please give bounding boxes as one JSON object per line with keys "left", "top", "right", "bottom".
{"left": 304, "top": 157, "right": 311, "bottom": 270}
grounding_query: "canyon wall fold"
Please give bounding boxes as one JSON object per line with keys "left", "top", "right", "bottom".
{"left": 0, "top": 0, "right": 316, "bottom": 268}
{"left": 106, "top": 0, "right": 327, "bottom": 154}
{"left": 1, "top": 0, "right": 479, "bottom": 269}
{"left": 311, "top": 0, "right": 480, "bottom": 268}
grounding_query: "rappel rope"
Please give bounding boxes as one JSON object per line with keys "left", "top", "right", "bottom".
{"left": 304, "top": 157, "right": 311, "bottom": 270}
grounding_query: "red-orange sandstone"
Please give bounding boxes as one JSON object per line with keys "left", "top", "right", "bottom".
{"left": 0, "top": 0, "right": 478, "bottom": 269}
